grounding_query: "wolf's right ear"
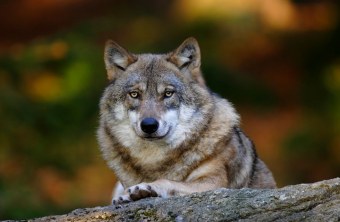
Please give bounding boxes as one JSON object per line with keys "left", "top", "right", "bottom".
{"left": 104, "top": 40, "right": 137, "bottom": 80}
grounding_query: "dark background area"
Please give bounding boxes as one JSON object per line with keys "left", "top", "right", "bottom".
{"left": 0, "top": 0, "right": 339, "bottom": 219}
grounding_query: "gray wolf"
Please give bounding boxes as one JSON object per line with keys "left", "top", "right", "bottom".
{"left": 97, "top": 37, "right": 276, "bottom": 204}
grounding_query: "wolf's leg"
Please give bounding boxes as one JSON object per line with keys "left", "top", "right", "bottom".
{"left": 111, "top": 181, "right": 126, "bottom": 203}
{"left": 112, "top": 179, "right": 223, "bottom": 204}
{"left": 111, "top": 158, "right": 228, "bottom": 204}
{"left": 112, "top": 157, "right": 228, "bottom": 204}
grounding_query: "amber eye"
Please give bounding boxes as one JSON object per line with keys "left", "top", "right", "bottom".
{"left": 164, "top": 91, "right": 174, "bottom": 98}
{"left": 129, "top": 91, "right": 139, "bottom": 98}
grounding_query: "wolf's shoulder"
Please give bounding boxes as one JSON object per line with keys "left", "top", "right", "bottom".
{"left": 210, "top": 93, "right": 240, "bottom": 128}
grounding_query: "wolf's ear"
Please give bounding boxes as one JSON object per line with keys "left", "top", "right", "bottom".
{"left": 168, "top": 37, "right": 205, "bottom": 85}
{"left": 169, "top": 37, "right": 201, "bottom": 69}
{"left": 104, "top": 40, "right": 137, "bottom": 80}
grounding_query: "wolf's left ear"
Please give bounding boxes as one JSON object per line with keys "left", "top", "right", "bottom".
{"left": 104, "top": 40, "right": 137, "bottom": 81}
{"left": 168, "top": 37, "right": 205, "bottom": 86}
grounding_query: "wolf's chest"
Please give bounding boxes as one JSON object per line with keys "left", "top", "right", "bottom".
{"left": 117, "top": 147, "right": 192, "bottom": 187}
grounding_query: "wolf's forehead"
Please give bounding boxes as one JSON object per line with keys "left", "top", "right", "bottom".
{"left": 124, "top": 55, "right": 183, "bottom": 88}
{"left": 124, "top": 72, "right": 183, "bottom": 90}
{"left": 137, "top": 54, "right": 170, "bottom": 74}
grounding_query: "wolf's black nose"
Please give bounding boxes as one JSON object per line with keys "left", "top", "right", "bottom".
{"left": 141, "top": 117, "right": 159, "bottom": 134}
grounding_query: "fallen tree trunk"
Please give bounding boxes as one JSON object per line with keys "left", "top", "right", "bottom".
{"left": 14, "top": 178, "right": 340, "bottom": 221}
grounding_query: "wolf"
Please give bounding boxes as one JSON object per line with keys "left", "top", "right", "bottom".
{"left": 97, "top": 37, "right": 276, "bottom": 204}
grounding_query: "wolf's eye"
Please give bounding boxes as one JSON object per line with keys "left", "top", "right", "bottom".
{"left": 164, "top": 91, "right": 174, "bottom": 98}
{"left": 129, "top": 91, "right": 139, "bottom": 98}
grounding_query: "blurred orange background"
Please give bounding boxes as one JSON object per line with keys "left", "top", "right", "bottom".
{"left": 0, "top": 0, "right": 339, "bottom": 219}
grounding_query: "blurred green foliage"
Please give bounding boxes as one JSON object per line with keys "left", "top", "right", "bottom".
{"left": 0, "top": 32, "right": 105, "bottom": 218}
{"left": 0, "top": 0, "right": 339, "bottom": 220}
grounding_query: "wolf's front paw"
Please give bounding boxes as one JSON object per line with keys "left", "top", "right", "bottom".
{"left": 112, "top": 194, "right": 131, "bottom": 205}
{"left": 127, "top": 183, "right": 159, "bottom": 201}
{"left": 112, "top": 182, "right": 166, "bottom": 205}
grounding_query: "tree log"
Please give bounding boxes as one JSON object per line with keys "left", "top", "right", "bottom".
{"left": 11, "top": 178, "right": 340, "bottom": 221}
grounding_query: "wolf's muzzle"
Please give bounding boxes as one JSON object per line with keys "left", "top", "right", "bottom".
{"left": 140, "top": 117, "right": 159, "bottom": 134}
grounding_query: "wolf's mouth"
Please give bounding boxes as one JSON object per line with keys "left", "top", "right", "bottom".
{"left": 142, "top": 136, "right": 164, "bottom": 141}
{"left": 140, "top": 126, "right": 172, "bottom": 141}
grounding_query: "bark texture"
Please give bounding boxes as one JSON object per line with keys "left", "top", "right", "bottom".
{"left": 12, "top": 178, "right": 340, "bottom": 222}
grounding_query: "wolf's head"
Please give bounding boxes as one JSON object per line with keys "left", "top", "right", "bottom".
{"left": 100, "top": 38, "right": 214, "bottom": 149}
